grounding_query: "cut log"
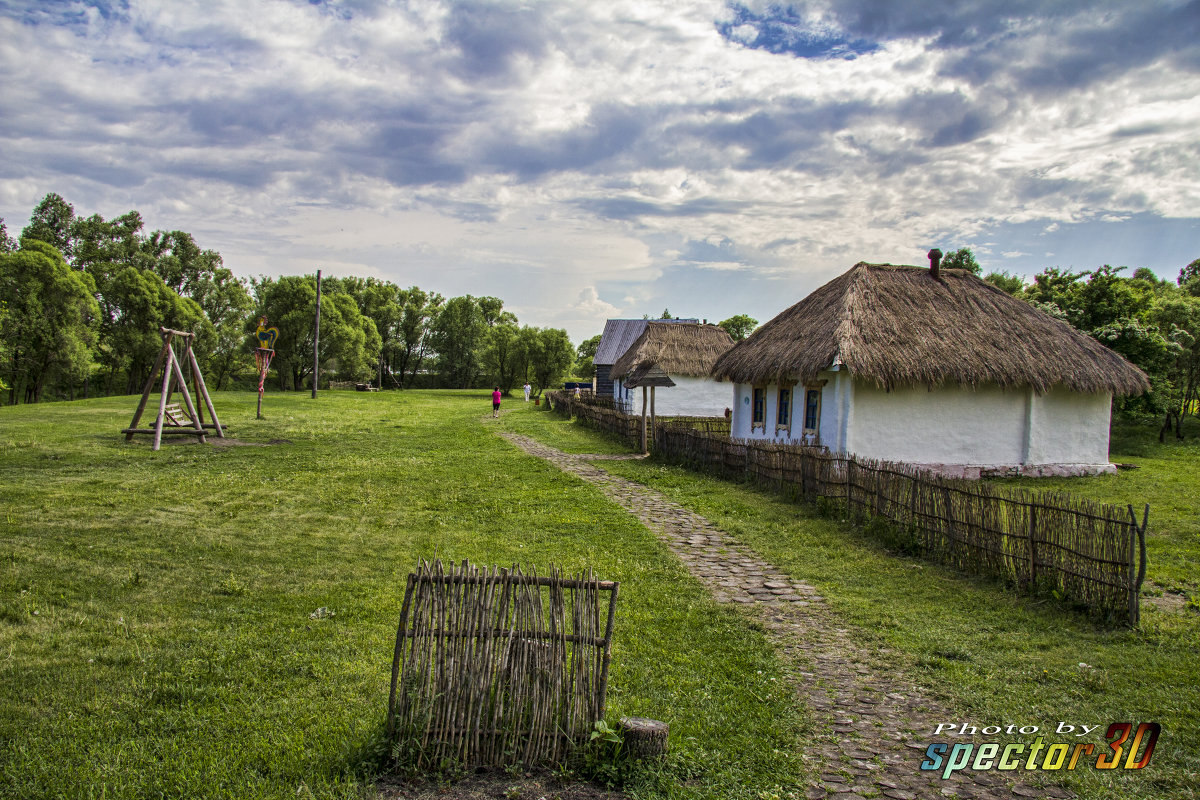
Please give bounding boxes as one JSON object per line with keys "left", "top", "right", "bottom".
{"left": 619, "top": 716, "right": 668, "bottom": 760}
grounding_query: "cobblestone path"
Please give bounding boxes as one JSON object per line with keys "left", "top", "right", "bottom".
{"left": 501, "top": 433, "right": 1073, "bottom": 800}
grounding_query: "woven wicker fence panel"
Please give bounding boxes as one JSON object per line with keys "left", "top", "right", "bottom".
{"left": 652, "top": 422, "right": 1145, "bottom": 623}
{"left": 387, "top": 560, "right": 618, "bottom": 769}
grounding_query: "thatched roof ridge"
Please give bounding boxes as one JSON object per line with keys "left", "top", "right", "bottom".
{"left": 610, "top": 322, "right": 735, "bottom": 379}
{"left": 710, "top": 262, "right": 1150, "bottom": 396}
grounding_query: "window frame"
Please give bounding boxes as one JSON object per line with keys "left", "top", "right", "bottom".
{"left": 751, "top": 386, "right": 766, "bottom": 431}
{"left": 802, "top": 384, "right": 824, "bottom": 441}
{"left": 775, "top": 384, "right": 795, "bottom": 433}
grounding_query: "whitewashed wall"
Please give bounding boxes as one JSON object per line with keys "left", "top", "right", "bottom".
{"left": 619, "top": 376, "right": 732, "bottom": 417}
{"left": 1026, "top": 386, "right": 1112, "bottom": 466}
{"left": 731, "top": 376, "right": 1115, "bottom": 477}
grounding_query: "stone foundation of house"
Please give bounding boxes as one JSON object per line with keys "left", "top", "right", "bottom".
{"left": 910, "top": 463, "right": 1118, "bottom": 480}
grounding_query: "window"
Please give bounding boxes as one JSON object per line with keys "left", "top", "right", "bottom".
{"left": 803, "top": 388, "right": 821, "bottom": 433}
{"left": 752, "top": 387, "right": 765, "bottom": 429}
{"left": 776, "top": 386, "right": 792, "bottom": 429}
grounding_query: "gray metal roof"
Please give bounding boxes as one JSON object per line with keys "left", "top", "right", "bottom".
{"left": 592, "top": 318, "right": 700, "bottom": 365}
{"left": 594, "top": 320, "right": 647, "bottom": 365}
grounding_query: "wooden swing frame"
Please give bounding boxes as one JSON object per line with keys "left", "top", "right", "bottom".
{"left": 122, "top": 327, "right": 224, "bottom": 451}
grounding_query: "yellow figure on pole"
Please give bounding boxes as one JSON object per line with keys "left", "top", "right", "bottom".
{"left": 254, "top": 316, "right": 279, "bottom": 419}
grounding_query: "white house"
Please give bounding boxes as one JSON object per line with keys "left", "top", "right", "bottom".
{"left": 710, "top": 259, "right": 1150, "bottom": 478}
{"left": 608, "top": 321, "right": 735, "bottom": 417}
{"left": 592, "top": 318, "right": 700, "bottom": 410}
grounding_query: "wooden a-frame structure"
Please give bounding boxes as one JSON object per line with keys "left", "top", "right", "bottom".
{"left": 123, "top": 327, "right": 224, "bottom": 451}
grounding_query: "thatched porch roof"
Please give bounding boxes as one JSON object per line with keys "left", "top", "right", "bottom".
{"left": 710, "top": 263, "right": 1149, "bottom": 395}
{"left": 610, "top": 322, "right": 734, "bottom": 381}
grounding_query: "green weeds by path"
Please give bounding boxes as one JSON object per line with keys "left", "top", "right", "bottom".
{"left": 0, "top": 391, "right": 810, "bottom": 800}
{"left": 532, "top": 419, "right": 1200, "bottom": 800}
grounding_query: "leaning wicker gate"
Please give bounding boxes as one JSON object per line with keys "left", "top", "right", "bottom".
{"left": 387, "top": 560, "right": 619, "bottom": 769}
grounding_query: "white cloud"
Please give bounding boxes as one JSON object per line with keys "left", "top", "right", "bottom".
{"left": 572, "top": 287, "right": 621, "bottom": 319}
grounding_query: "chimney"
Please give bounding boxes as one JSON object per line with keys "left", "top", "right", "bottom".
{"left": 927, "top": 248, "right": 943, "bottom": 280}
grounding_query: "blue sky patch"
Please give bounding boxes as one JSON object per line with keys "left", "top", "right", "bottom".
{"left": 717, "top": 3, "right": 879, "bottom": 59}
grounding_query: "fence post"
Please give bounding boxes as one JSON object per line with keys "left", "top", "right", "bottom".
{"left": 1028, "top": 504, "right": 1037, "bottom": 588}
{"left": 1127, "top": 503, "right": 1149, "bottom": 626}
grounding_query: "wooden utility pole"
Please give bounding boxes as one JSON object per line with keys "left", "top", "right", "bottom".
{"left": 312, "top": 269, "right": 322, "bottom": 398}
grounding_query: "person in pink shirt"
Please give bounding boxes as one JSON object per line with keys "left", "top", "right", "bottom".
{"left": 492, "top": 387, "right": 502, "bottom": 417}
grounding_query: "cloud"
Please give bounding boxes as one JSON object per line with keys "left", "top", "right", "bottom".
{"left": 572, "top": 286, "right": 621, "bottom": 319}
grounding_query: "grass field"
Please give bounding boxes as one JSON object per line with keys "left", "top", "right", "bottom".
{"left": 0, "top": 391, "right": 808, "bottom": 799}
{"left": 3, "top": 392, "right": 1197, "bottom": 800}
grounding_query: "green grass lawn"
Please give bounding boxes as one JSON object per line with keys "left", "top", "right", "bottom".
{"left": 567, "top": 412, "right": 1200, "bottom": 800}
{"left": 0, "top": 391, "right": 809, "bottom": 800}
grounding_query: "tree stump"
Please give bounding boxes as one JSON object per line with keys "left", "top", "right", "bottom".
{"left": 619, "top": 716, "right": 668, "bottom": 760}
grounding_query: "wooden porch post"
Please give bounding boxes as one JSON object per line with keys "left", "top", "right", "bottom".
{"left": 640, "top": 385, "right": 648, "bottom": 454}
{"left": 650, "top": 385, "right": 656, "bottom": 451}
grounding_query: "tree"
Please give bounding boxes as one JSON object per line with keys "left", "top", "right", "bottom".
{"left": 103, "top": 266, "right": 207, "bottom": 394}
{"left": 484, "top": 321, "right": 525, "bottom": 394}
{"left": 1180, "top": 258, "right": 1200, "bottom": 297}
{"left": 324, "top": 293, "right": 382, "bottom": 383}
{"left": 983, "top": 271, "right": 1025, "bottom": 295}
{"left": 394, "top": 287, "right": 442, "bottom": 388}
{"left": 1147, "top": 295, "right": 1200, "bottom": 440}
{"left": 20, "top": 193, "right": 76, "bottom": 262}
{"left": 0, "top": 219, "right": 15, "bottom": 253}
{"left": 574, "top": 334, "right": 602, "bottom": 379}
{"left": 356, "top": 279, "right": 403, "bottom": 387}
{"left": 941, "top": 248, "right": 982, "bottom": 274}
{"left": 190, "top": 266, "right": 253, "bottom": 390}
{"left": 525, "top": 327, "right": 575, "bottom": 394}
{"left": 718, "top": 314, "right": 758, "bottom": 341}
{"left": 0, "top": 240, "right": 99, "bottom": 403}
{"left": 428, "top": 296, "right": 488, "bottom": 388}
{"left": 659, "top": 308, "right": 672, "bottom": 319}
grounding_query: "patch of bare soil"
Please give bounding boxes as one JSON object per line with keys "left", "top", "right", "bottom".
{"left": 374, "top": 771, "right": 627, "bottom": 800}
{"left": 1144, "top": 585, "right": 1193, "bottom": 614}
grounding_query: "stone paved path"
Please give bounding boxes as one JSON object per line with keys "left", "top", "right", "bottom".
{"left": 501, "top": 434, "right": 1074, "bottom": 800}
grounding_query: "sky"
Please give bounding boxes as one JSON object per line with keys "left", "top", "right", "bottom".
{"left": 2, "top": 0, "right": 1198, "bottom": 344}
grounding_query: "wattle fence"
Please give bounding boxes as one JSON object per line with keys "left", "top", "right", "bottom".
{"left": 544, "top": 391, "right": 1148, "bottom": 624}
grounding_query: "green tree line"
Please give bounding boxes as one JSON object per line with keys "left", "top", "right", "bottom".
{"left": 0, "top": 194, "right": 576, "bottom": 403}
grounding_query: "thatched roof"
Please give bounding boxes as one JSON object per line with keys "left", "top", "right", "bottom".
{"left": 710, "top": 263, "right": 1149, "bottom": 396}
{"left": 610, "top": 322, "right": 735, "bottom": 380}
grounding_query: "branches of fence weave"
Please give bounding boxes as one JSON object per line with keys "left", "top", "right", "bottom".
{"left": 651, "top": 421, "right": 1148, "bottom": 624}
{"left": 387, "top": 560, "right": 619, "bottom": 770}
